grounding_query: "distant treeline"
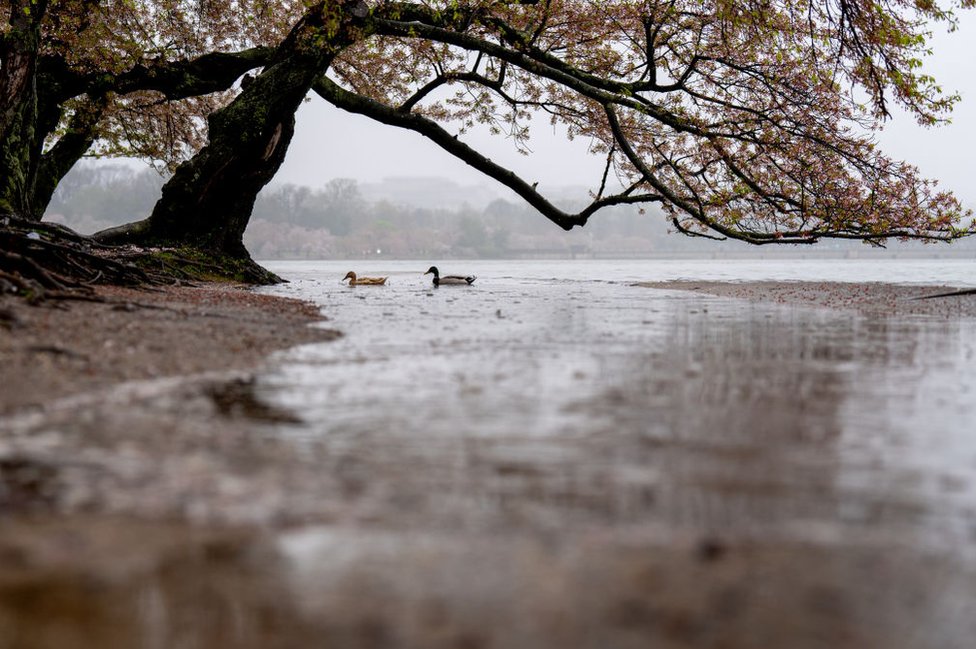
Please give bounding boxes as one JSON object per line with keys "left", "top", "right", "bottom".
{"left": 46, "top": 164, "right": 166, "bottom": 234}
{"left": 44, "top": 164, "right": 687, "bottom": 258}
{"left": 45, "top": 164, "right": 973, "bottom": 259}
{"left": 244, "top": 176, "right": 708, "bottom": 259}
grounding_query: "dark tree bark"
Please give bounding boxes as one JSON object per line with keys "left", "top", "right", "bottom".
{"left": 95, "top": 0, "right": 368, "bottom": 264}
{"left": 2, "top": 34, "right": 274, "bottom": 223}
{"left": 29, "top": 94, "right": 106, "bottom": 220}
{"left": 17, "top": 47, "right": 276, "bottom": 223}
{"left": 0, "top": 0, "right": 49, "bottom": 218}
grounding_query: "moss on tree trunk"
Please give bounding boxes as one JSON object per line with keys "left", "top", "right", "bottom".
{"left": 0, "top": 91, "right": 38, "bottom": 218}
{"left": 0, "top": 0, "right": 48, "bottom": 220}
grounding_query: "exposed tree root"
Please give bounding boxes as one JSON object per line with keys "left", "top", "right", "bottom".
{"left": 1, "top": 217, "right": 280, "bottom": 304}
{"left": 1, "top": 219, "right": 159, "bottom": 302}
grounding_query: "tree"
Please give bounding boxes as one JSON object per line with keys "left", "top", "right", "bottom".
{"left": 1, "top": 0, "right": 288, "bottom": 220}
{"left": 126, "top": 0, "right": 976, "bottom": 263}
{"left": 0, "top": 0, "right": 48, "bottom": 217}
{"left": 314, "top": 0, "right": 976, "bottom": 245}
{"left": 4, "top": 0, "right": 976, "bottom": 288}
{"left": 91, "top": 0, "right": 371, "bottom": 265}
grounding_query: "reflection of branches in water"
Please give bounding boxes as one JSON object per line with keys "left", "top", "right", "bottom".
{"left": 653, "top": 304, "right": 850, "bottom": 445}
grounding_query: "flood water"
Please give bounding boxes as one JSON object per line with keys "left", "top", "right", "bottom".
{"left": 5, "top": 258, "right": 976, "bottom": 648}
{"left": 261, "top": 259, "right": 976, "bottom": 536}
{"left": 255, "top": 258, "right": 976, "bottom": 647}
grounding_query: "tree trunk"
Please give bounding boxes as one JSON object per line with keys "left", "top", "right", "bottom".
{"left": 0, "top": 0, "right": 49, "bottom": 219}
{"left": 136, "top": 95, "right": 300, "bottom": 259}
{"left": 98, "top": 0, "right": 368, "bottom": 264}
{"left": 30, "top": 95, "right": 106, "bottom": 221}
{"left": 24, "top": 46, "right": 274, "bottom": 223}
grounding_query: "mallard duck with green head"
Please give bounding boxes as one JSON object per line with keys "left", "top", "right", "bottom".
{"left": 424, "top": 266, "right": 476, "bottom": 286}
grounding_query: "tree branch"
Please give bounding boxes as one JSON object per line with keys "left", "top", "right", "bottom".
{"left": 40, "top": 47, "right": 275, "bottom": 103}
{"left": 313, "top": 75, "right": 663, "bottom": 231}
{"left": 33, "top": 95, "right": 108, "bottom": 217}
{"left": 399, "top": 71, "right": 502, "bottom": 112}
{"left": 372, "top": 17, "right": 711, "bottom": 140}
{"left": 604, "top": 103, "right": 814, "bottom": 245}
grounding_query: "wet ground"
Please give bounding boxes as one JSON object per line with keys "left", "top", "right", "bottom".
{"left": 3, "top": 259, "right": 976, "bottom": 648}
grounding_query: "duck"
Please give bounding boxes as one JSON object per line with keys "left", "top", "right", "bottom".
{"left": 342, "top": 271, "right": 388, "bottom": 286}
{"left": 424, "top": 266, "right": 476, "bottom": 286}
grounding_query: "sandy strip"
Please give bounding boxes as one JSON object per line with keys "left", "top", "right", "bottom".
{"left": 0, "top": 283, "right": 339, "bottom": 414}
{"left": 636, "top": 280, "right": 976, "bottom": 318}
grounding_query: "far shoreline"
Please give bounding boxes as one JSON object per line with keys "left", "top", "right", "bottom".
{"left": 637, "top": 280, "right": 976, "bottom": 318}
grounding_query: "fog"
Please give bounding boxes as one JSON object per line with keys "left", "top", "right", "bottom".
{"left": 279, "top": 97, "right": 603, "bottom": 193}
{"left": 874, "top": 13, "right": 976, "bottom": 207}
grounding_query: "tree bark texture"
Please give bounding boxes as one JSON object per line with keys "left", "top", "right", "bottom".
{"left": 4, "top": 34, "right": 274, "bottom": 221}
{"left": 30, "top": 95, "right": 106, "bottom": 220}
{"left": 0, "top": 0, "right": 49, "bottom": 219}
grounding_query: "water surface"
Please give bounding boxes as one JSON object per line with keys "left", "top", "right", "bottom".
{"left": 204, "top": 258, "right": 976, "bottom": 647}
{"left": 261, "top": 259, "right": 976, "bottom": 539}
{"left": 8, "top": 258, "right": 976, "bottom": 649}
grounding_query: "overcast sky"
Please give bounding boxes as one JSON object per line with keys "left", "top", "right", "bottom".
{"left": 276, "top": 12, "right": 976, "bottom": 207}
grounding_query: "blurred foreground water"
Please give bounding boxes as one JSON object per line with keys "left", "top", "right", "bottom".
{"left": 3, "top": 258, "right": 976, "bottom": 649}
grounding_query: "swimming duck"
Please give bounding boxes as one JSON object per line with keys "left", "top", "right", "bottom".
{"left": 342, "top": 271, "right": 388, "bottom": 286}
{"left": 424, "top": 266, "right": 476, "bottom": 286}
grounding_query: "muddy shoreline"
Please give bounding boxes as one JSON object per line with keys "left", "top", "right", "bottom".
{"left": 0, "top": 284, "right": 339, "bottom": 414}
{"left": 636, "top": 279, "right": 976, "bottom": 318}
